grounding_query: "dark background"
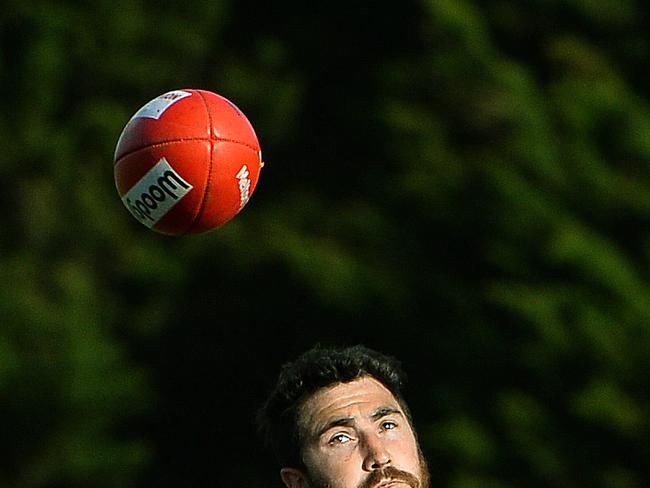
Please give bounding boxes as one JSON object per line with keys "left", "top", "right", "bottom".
{"left": 2, "top": 1, "right": 650, "bottom": 487}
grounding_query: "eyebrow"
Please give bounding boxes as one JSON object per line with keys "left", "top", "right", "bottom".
{"left": 315, "top": 406, "right": 404, "bottom": 439}
{"left": 316, "top": 416, "right": 355, "bottom": 438}
{"left": 370, "top": 405, "right": 403, "bottom": 421}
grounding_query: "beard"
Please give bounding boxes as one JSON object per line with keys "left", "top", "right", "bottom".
{"left": 356, "top": 465, "right": 424, "bottom": 488}
{"left": 307, "top": 450, "right": 430, "bottom": 488}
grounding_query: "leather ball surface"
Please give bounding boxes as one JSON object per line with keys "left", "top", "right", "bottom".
{"left": 114, "top": 89, "right": 262, "bottom": 235}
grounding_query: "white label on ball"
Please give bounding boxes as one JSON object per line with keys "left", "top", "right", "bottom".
{"left": 131, "top": 90, "right": 192, "bottom": 120}
{"left": 236, "top": 164, "right": 251, "bottom": 209}
{"left": 121, "top": 157, "right": 193, "bottom": 228}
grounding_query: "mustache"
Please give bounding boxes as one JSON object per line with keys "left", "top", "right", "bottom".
{"left": 357, "top": 466, "right": 420, "bottom": 488}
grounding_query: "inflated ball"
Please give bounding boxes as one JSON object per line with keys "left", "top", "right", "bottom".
{"left": 114, "top": 89, "right": 263, "bottom": 235}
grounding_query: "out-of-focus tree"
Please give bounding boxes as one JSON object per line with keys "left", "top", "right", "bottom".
{"left": 372, "top": 1, "right": 650, "bottom": 487}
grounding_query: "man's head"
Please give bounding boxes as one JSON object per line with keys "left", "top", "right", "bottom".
{"left": 257, "top": 345, "right": 430, "bottom": 488}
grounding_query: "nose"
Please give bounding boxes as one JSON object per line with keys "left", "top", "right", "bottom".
{"left": 362, "top": 434, "right": 391, "bottom": 471}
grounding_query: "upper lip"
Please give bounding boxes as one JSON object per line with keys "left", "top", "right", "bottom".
{"left": 377, "top": 480, "right": 402, "bottom": 488}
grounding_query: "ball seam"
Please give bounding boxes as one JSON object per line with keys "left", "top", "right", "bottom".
{"left": 184, "top": 90, "right": 215, "bottom": 234}
{"left": 114, "top": 137, "right": 258, "bottom": 164}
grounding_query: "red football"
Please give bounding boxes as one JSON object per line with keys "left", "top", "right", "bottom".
{"left": 114, "top": 89, "right": 263, "bottom": 235}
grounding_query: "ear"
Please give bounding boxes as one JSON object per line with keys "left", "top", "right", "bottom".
{"left": 280, "top": 467, "right": 307, "bottom": 488}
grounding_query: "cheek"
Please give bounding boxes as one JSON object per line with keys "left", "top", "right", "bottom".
{"left": 306, "top": 448, "right": 364, "bottom": 488}
{"left": 391, "top": 434, "right": 422, "bottom": 473}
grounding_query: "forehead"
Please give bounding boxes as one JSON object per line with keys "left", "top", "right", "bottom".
{"left": 298, "top": 377, "right": 401, "bottom": 432}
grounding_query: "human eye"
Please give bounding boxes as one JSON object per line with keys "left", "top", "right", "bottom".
{"left": 380, "top": 419, "right": 398, "bottom": 431}
{"left": 328, "top": 432, "right": 353, "bottom": 445}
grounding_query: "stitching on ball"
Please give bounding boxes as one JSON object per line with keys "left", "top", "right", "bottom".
{"left": 185, "top": 90, "right": 214, "bottom": 235}
{"left": 115, "top": 137, "right": 211, "bottom": 162}
{"left": 115, "top": 138, "right": 259, "bottom": 163}
{"left": 212, "top": 136, "right": 259, "bottom": 152}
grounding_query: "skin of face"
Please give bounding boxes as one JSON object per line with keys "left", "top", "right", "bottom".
{"left": 280, "top": 376, "right": 426, "bottom": 488}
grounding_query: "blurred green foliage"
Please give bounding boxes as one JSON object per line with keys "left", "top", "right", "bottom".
{"left": 1, "top": 0, "right": 650, "bottom": 486}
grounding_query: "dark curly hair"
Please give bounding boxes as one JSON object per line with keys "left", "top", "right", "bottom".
{"left": 256, "top": 344, "right": 413, "bottom": 468}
